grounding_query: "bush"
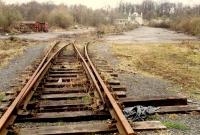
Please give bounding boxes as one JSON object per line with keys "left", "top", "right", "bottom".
{"left": 189, "top": 17, "right": 200, "bottom": 35}
{"left": 170, "top": 17, "right": 200, "bottom": 36}
{"left": 97, "top": 23, "right": 138, "bottom": 35}
{"left": 0, "top": 12, "right": 6, "bottom": 28}
{"left": 48, "top": 8, "right": 74, "bottom": 29}
{"left": 97, "top": 24, "right": 115, "bottom": 34}
{"left": 149, "top": 21, "right": 170, "bottom": 28}
{"left": 150, "top": 17, "right": 200, "bottom": 36}
{"left": 0, "top": 5, "right": 23, "bottom": 31}
{"left": 37, "top": 11, "right": 48, "bottom": 22}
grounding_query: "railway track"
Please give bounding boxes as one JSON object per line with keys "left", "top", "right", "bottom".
{"left": 0, "top": 41, "right": 135, "bottom": 135}
{"left": 1, "top": 41, "right": 199, "bottom": 135}
{"left": 0, "top": 39, "right": 200, "bottom": 135}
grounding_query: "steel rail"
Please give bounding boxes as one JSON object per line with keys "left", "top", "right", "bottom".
{"left": 72, "top": 43, "right": 105, "bottom": 108}
{"left": 84, "top": 43, "right": 135, "bottom": 135}
{"left": 0, "top": 43, "right": 68, "bottom": 135}
{"left": 19, "top": 41, "right": 60, "bottom": 104}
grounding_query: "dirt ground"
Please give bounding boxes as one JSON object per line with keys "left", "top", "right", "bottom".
{"left": 105, "top": 26, "right": 198, "bottom": 43}
{"left": 112, "top": 42, "right": 200, "bottom": 100}
{"left": 0, "top": 27, "right": 95, "bottom": 41}
{"left": 89, "top": 26, "right": 200, "bottom": 135}
{"left": 0, "top": 42, "right": 47, "bottom": 91}
{"left": 89, "top": 42, "right": 176, "bottom": 98}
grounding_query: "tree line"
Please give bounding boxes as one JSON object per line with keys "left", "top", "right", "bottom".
{"left": 118, "top": 0, "right": 200, "bottom": 35}
{"left": 0, "top": 1, "right": 118, "bottom": 32}
{"left": 0, "top": 0, "right": 199, "bottom": 33}
{"left": 118, "top": 0, "right": 200, "bottom": 20}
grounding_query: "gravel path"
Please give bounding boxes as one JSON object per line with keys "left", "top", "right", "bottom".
{"left": 118, "top": 73, "right": 174, "bottom": 97}
{"left": 0, "top": 43, "right": 47, "bottom": 91}
{"left": 158, "top": 114, "right": 200, "bottom": 135}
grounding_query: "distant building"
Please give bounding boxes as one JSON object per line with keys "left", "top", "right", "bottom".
{"left": 114, "top": 12, "right": 143, "bottom": 26}
{"left": 114, "top": 19, "right": 128, "bottom": 25}
{"left": 169, "top": 7, "right": 175, "bottom": 14}
{"left": 132, "top": 12, "right": 143, "bottom": 25}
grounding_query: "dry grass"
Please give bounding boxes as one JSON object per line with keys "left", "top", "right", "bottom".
{"left": 112, "top": 41, "right": 200, "bottom": 99}
{"left": 0, "top": 91, "right": 5, "bottom": 103}
{"left": 0, "top": 38, "right": 28, "bottom": 68}
{"left": 170, "top": 17, "right": 200, "bottom": 36}
{"left": 97, "top": 24, "right": 138, "bottom": 35}
{"left": 149, "top": 17, "right": 200, "bottom": 36}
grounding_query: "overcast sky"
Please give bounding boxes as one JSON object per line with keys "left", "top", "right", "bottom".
{"left": 2, "top": 0, "right": 200, "bottom": 9}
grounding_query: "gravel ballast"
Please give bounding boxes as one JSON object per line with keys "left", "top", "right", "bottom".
{"left": 0, "top": 43, "right": 47, "bottom": 91}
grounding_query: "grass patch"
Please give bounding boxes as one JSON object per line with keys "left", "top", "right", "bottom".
{"left": 82, "top": 95, "right": 92, "bottom": 104}
{"left": 162, "top": 121, "right": 190, "bottom": 130}
{"left": 0, "top": 38, "right": 28, "bottom": 68}
{"left": 112, "top": 41, "right": 200, "bottom": 99}
{"left": 146, "top": 114, "right": 161, "bottom": 121}
{"left": 0, "top": 92, "right": 5, "bottom": 103}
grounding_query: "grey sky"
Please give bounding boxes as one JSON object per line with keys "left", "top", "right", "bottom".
{"left": 2, "top": 0, "right": 200, "bottom": 9}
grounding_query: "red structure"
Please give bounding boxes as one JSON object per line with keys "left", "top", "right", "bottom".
{"left": 38, "top": 22, "right": 48, "bottom": 32}
{"left": 19, "top": 21, "right": 48, "bottom": 33}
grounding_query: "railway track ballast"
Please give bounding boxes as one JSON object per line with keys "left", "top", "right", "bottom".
{"left": 0, "top": 41, "right": 135, "bottom": 135}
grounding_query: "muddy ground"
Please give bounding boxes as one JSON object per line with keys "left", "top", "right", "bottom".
{"left": 89, "top": 26, "right": 200, "bottom": 135}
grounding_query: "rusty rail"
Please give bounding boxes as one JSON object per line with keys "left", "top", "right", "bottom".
{"left": 84, "top": 43, "right": 135, "bottom": 135}
{"left": 0, "top": 42, "right": 134, "bottom": 135}
{"left": 0, "top": 42, "right": 68, "bottom": 135}
{"left": 20, "top": 41, "right": 60, "bottom": 105}
{"left": 72, "top": 43, "right": 105, "bottom": 108}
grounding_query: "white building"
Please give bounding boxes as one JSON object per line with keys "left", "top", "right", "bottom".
{"left": 114, "top": 12, "right": 143, "bottom": 26}
{"left": 132, "top": 12, "right": 143, "bottom": 25}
